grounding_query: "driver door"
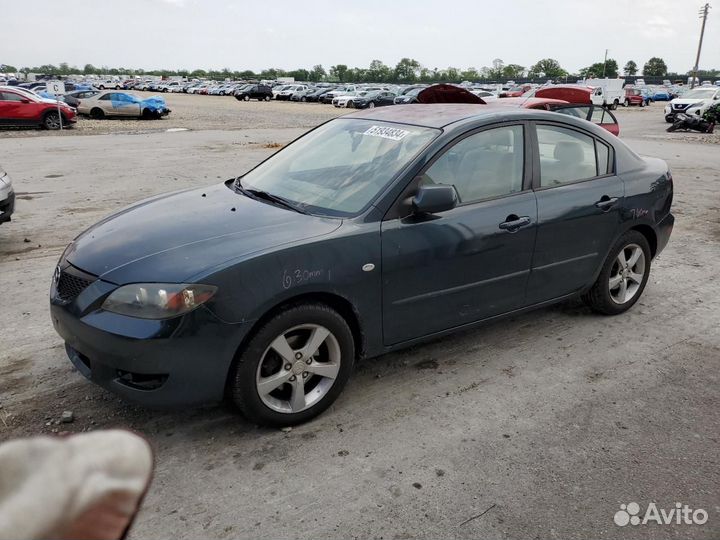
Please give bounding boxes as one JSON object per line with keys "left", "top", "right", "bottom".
{"left": 381, "top": 124, "right": 537, "bottom": 345}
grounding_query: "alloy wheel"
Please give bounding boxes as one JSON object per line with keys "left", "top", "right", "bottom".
{"left": 44, "top": 113, "right": 61, "bottom": 130}
{"left": 255, "top": 324, "right": 341, "bottom": 414}
{"left": 609, "top": 243, "right": 646, "bottom": 304}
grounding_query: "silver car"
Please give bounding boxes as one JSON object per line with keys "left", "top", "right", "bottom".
{"left": 77, "top": 91, "right": 169, "bottom": 119}
{"left": 0, "top": 165, "right": 15, "bottom": 225}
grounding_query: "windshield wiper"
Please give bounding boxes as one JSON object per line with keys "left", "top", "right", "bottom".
{"left": 234, "top": 177, "right": 309, "bottom": 215}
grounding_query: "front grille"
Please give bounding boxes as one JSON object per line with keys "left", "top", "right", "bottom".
{"left": 673, "top": 103, "right": 690, "bottom": 111}
{"left": 57, "top": 270, "right": 94, "bottom": 302}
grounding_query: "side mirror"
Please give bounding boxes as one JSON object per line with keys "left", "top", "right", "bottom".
{"left": 412, "top": 184, "right": 458, "bottom": 215}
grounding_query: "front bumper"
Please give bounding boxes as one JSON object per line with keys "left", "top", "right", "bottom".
{"left": 0, "top": 189, "right": 15, "bottom": 224}
{"left": 50, "top": 268, "right": 250, "bottom": 408}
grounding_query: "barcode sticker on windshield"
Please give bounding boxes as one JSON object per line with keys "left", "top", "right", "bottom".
{"left": 363, "top": 125, "right": 410, "bottom": 141}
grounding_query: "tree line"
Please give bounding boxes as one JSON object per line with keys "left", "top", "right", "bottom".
{"left": 1, "top": 57, "right": 717, "bottom": 83}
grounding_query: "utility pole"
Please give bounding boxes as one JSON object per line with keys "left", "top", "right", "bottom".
{"left": 602, "top": 49, "right": 609, "bottom": 78}
{"left": 691, "top": 3, "right": 711, "bottom": 89}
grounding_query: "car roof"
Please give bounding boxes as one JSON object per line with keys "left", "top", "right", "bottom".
{"left": 345, "top": 103, "right": 531, "bottom": 128}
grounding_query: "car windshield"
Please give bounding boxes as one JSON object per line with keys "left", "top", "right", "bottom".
{"left": 683, "top": 88, "right": 716, "bottom": 99}
{"left": 239, "top": 119, "right": 439, "bottom": 217}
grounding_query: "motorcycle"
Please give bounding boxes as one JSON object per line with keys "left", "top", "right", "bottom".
{"left": 666, "top": 113, "right": 714, "bottom": 133}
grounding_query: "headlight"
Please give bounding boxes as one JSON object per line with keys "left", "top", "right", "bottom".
{"left": 102, "top": 283, "right": 217, "bottom": 319}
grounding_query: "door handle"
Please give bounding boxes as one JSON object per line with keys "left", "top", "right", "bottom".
{"left": 595, "top": 196, "right": 619, "bottom": 212}
{"left": 499, "top": 215, "right": 531, "bottom": 232}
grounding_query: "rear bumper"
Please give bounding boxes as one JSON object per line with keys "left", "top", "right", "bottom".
{"left": 656, "top": 212, "right": 674, "bottom": 256}
{"left": 50, "top": 281, "right": 250, "bottom": 408}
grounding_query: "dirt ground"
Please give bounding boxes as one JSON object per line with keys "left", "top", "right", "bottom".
{"left": 0, "top": 98, "right": 718, "bottom": 539}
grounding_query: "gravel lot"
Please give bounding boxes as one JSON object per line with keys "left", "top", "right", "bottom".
{"left": 0, "top": 99, "right": 718, "bottom": 539}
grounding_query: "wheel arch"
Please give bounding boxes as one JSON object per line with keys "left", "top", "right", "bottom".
{"left": 224, "top": 291, "right": 365, "bottom": 395}
{"left": 629, "top": 223, "right": 658, "bottom": 258}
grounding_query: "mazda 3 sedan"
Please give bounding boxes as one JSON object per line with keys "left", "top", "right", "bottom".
{"left": 50, "top": 105, "right": 674, "bottom": 426}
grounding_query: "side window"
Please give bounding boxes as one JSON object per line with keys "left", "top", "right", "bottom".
{"left": 422, "top": 125, "right": 524, "bottom": 204}
{"left": 0, "top": 91, "right": 24, "bottom": 102}
{"left": 537, "top": 125, "right": 598, "bottom": 186}
{"left": 98, "top": 94, "right": 113, "bottom": 101}
{"left": 591, "top": 107, "right": 614, "bottom": 124}
{"left": 596, "top": 141, "right": 611, "bottom": 175}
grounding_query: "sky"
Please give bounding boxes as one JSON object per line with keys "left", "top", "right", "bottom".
{"left": 2, "top": 0, "right": 718, "bottom": 75}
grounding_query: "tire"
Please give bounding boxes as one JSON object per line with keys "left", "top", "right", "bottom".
{"left": 611, "top": 99, "right": 619, "bottom": 110}
{"left": 141, "top": 108, "right": 154, "bottom": 119}
{"left": 301, "top": 96, "right": 307, "bottom": 102}
{"left": 99, "top": 85, "right": 105, "bottom": 90}
{"left": 42, "top": 111, "right": 62, "bottom": 130}
{"left": 583, "top": 231, "right": 651, "bottom": 315}
{"left": 640, "top": 100, "right": 646, "bottom": 107}
{"left": 115, "top": 85, "right": 120, "bottom": 90}
{"left": 265, "top": 95, "right": 271, "bottom": 101}
{"left": 665, "top": 116, "right": 674, "bottom": 123}
{"left": 90, "top": 108, "right": 105, "bottom": 120}
{"left": 346, "top": 101, "right": 353, "bottom": 108}
{"left": 624, "top": 99, "right": 630, "bottom": 107}
{"left": 243, "top": 95, "right": 250, "bottom": 101}
{"left": 368, "top": 101, "right": 375, "bottom": 109}
{"left": 230, "top": 303, "right": 355, "bottom": 427}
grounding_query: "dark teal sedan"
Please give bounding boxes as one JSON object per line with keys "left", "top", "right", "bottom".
{"left": 50, "top": 105, "right": 674, "bottom": 426}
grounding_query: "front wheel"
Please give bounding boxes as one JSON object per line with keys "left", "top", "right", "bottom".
{"left": 624, "top": 99, "right": 630, "bottom": 107}
{"left": 610, "top": 99, "right": 619, "bottom": 110}
{"left": 264, "top": 95, "right": 271, "bottom": 101}
{"left": 243, "top": 95, "right": 250, "bottom": 101}
{"left": 42, "top": 111, "right": 62, "bottom": 130}
{"left": 231, "top": 304, "right": 355, "bottom": 427}
{"left": 583, "top": 231, "right": 651, "bottom": 315}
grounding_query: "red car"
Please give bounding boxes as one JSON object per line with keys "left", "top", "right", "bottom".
{"left": 623, "top": 88, "right": 647, "bottom": 107}
{"left": 0, "top": 87, "right": 77, "bottom": 130}
{"left": 487, "top": 86, "right": 620, "bottom": 136}
{"left": 499, "top": 84, "right": 532, "bottom": 98}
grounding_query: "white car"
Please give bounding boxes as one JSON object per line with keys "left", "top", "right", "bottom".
{"left": 95, "top": 79, "right": 122, "bottom": 90}
{"left": 0, "top": 165, "right": 14, "bottom": 225}
{"left": 471, "top": 90, "right": 498, "bottom": 102}
{"left": 157, "top": 81, "right": 182, "bottom": 93}
{"left": 332, "top": 91, "right": 365, "bottom": 108}
{"left": 664, "top": 86, "right": 720, "bottom": 123}
{"left": 275, "top": 85, "right": 309, "bottom": 100}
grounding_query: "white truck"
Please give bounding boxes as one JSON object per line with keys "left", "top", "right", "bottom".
{"left": 582, "top": 78, "right": 626, "bottom": 109}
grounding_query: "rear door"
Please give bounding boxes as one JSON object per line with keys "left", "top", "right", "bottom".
{"left": 526, "top": 122, "right": 623, "bottom": 304}
{"left": 381, "top": 123, "right": 537, "bottom": 344}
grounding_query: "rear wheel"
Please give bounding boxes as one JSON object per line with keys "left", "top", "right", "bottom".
{"left": 264, "top": 95, "right": 271, "bottom": 101}
{"left": 611, "top": 99, "right": 619, "bottom": 110}
{"left": 624, "top": 99, "right": 630, "bottom": 107}
{"left": 368, "top": 101, "right": 375, "bottom": 109}
{"left": 231, "top": 303, "right": 355, "bottom": 427}
{"left": 640, "top": 100, "right": 646, "bottom": 107}
{"left": 243, "top": 95, "right": 250, "bottom": 101}
{"left": 583, "top": 231, "right": 651, "bottom": 315}
{"left": 42, "top": 111, "right": 62, "bottom": 130}
{"left": 90, "top": 108, "right": 105, "bottom": 120}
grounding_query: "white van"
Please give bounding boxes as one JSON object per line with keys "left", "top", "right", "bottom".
{"left": 582, "top": 78, "right": 626, "bottom": 109}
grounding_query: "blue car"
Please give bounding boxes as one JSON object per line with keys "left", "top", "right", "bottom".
{"left": 50, "top": 105, "right": 675, "bottom": 426}
{"left": 652, "top": 89, "right": 671, "bottom": 101}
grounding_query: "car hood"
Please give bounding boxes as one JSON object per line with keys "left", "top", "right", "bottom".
{"left": 670, "top": 98, "right": 707, "bottom": 105}
{"left": 65, "top": 182, "right": 342, "bottom": 284}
